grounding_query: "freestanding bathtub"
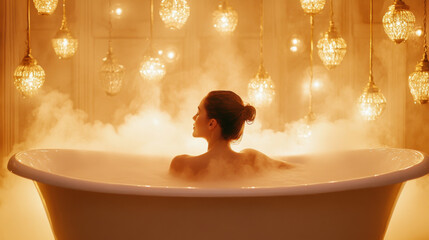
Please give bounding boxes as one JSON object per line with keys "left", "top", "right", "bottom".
{"left": 7, "top": 148, "right": 429, "bottom": 240}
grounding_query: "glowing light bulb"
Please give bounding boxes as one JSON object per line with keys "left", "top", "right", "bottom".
{"left": 212, "top": 1, "right": 238, "bottom": 34}
{"left": 14, "top": 54, "right": 45, "bottom": 97}
{"left": 248, "top": 65, "right": 275, "bottom": 107}
{"left": 415, "top": 28, "right": 423, "bottom": 37}
{"left": 358, "top": 79, "right": 386, "bottom": 121}
{"left": 140, "top": 56, "right": 166, "bottom": 81}
{"left": 115, "top": 8, "right": 123, "bottom": 16}
{"left": 313, "top": 80, "right": 322, "bottom": 89}
{"left": 33, "top": 0, "right": 58, "bottom": 15}
{"left": 292, "top": 38, "right": 299, "bottom": 45}
{"left": 382, "top": 0, "right": 415, "bottom": 44}
{"left": 408, "top": 53, "right": 429, "bottom": 104}
{"left": 159, "top": 0, "right": 190, "bottom": 30}
{"left": 167, "top": 51, "right": 175, "bottom": 59}
{"left": 290, "top": 46, "right": 298, "bottom": 52}
{"left": 300, "top": 0, "right": 326, "bottom": 15}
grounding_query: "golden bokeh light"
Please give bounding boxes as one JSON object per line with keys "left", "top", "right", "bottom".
{"left": 159, "top": 0, "right": 190, "bottom": 30}
{"left": 382, "top": 0, "right": 415, "bottom": 44}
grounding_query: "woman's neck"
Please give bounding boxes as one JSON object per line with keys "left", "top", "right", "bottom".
{"left": 207, "top": 138, "right": 232, "bottom": 153}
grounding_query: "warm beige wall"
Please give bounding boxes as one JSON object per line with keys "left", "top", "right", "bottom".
{"left": 2, "top": 0, "right": 429, "bottom": 163}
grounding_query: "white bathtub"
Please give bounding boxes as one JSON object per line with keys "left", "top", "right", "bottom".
{"left": 7, "top": 148, "right": 429, "bottom": 240}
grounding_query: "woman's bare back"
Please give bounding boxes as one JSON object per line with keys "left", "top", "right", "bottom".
{"left": 169, "top": 149, "right": 292, "bottom": 180}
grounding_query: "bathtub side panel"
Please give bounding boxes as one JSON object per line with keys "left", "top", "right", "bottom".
{"left": 35, "top": 182, "right": 403, "bottom": 240}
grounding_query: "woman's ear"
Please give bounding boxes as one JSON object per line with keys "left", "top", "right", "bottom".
{"left": 208, "top": 119, "right": 218, "bottom": 130}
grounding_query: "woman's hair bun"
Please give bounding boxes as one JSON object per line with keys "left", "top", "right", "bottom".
{"left": 243, "top": 104, "right": 256, "bottom": 123}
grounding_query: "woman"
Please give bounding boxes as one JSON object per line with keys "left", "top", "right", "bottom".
{"left": 169, "top": 90, "right": 292, "bottom": 179}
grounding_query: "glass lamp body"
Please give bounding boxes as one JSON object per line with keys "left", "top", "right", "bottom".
{"left": 408, "top": 58, "right": 429, "bottom": 104}
{"left": 382, "top": 1, "right": 415, "bottom": 44}
{"left": 248, "top": 66, "right": 275, "bottom": 107}
{"left": 33, "top": 0, "right": 58, "bottom": 15}
{"left": 13, "top": 54, "right": 45, "bottom": 97}
{"left": 52, "top": 28, "right": 78, "bottom": 59}
{"left": 317, "top": 27, "right": 347, "bottom": 69}
{"left": 140, "top": 56, "right": 166, "bottom": 82}
{"left": 358, "top": 80, "right": 387, "bottom": 121}
{"left": 159, "top": 0, "right": 190, "bottom": 30}
{"left": 212, "top": 3, "right": 238, "bottom": 34}
{"left": 100, "top": 52, "right": 125, "bottom": 96}
{"left": 300, "top": 0, "right": 326, "bottom": 15}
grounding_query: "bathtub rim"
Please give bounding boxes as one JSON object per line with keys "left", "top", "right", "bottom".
{"left": 7, "top": 148, "right": 429, "bottom": 197}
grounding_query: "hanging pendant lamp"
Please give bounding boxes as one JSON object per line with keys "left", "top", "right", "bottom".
{"left": 408, "top": 0, "right": 429, "bottom": 104}
{"left": 14, "top": 0, "right": 45, "bottom": 97}
{"left": 358, "top": 0, "right": 387, "bottom": 120}
{"left": 248, "top": 0, "right": 275, "bottom": 107}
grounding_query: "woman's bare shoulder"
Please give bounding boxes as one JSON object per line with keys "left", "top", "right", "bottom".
{"left": 169, "top": 154, "right": 190, "bottom": 172}
{"left": 240, "top": 148, "right": 294, "bottom": 170}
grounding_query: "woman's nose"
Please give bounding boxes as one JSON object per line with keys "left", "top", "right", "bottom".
{"left": 192, "top": 114, "right": 197, "bottom": 121}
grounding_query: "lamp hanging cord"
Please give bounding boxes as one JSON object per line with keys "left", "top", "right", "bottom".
{"left": 259, "top": 0, "right": 264, "bottom": 66}
{"left": 329, "top": 0, "right": 333, "bottom": 25}
{"left": 423, "top": 0, "right": 428, "bottom": 55}
{"left": 61, "top": 0, "right": 68, "bottom": 30}
{"left": 309, "top": 15, "right": 314, "bottom": 114}
{"left": 369, "top": 0, "right": 373, "bottom": 82}
{"left": 26, "top": 0, "right": 31, "bottom": 55}
{"left": 150, "top": 0, "right": 154, "bottom": 52}
{"left": 108, "top": 0, "right": 112, "bottom": 52}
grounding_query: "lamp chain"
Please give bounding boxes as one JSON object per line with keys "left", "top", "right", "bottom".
{"left": 259, "top": 0, "right": 264, "bottom": 66}
{"left": 423, "top": 0, "right": 428, "bottom": 56}
{"left": 329, "top": 0, "right": 333, "bottom": 25}
{"left": 150, "top": 0, "right": 154, "bottom": 52}
{"left": 61, "top": 0, "right": 67, "bottom": 29}
{"left": 369, "top": 0, "right": 373, "bottom": 82}
{"left": 309, "top": 15, "right": 314, "bottom": 114}
{"left": 108, "top": 0, "right": 112, "bottom": 53}
{"left": 26, "top": 0, "right": 31, "bottom": 55}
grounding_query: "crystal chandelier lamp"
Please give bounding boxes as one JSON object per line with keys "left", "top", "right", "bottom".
{"left": 99, "top": 0, "right": 125, "bottom": 96}
{"left": 248, "top": 0, "right": 275, "bottom": 107}
{"left": 14, "top": 0, "right": 45, "bottom": 97}
{"left": 212, "top": 0, "right": 238, "bottom": 34}
{"left": 359, "top": 0, "right": 387, "bottom": 120}
{"left": 382, "top": 0, "right": 415, "bottom": 44}
{"left": 408, "top": 0, "right": 429, "bottom": 104}
{"left": 317, "top": 0, "right": 347, "bottom": 69}
{"left": 159, "top": 0, "right": 190, "bottom": 30}
{"left": 52, "top": 0, "right": 78, "bottom": 59}
{"left": 33, "top": 0, "right": 58, "bottom": 15}
{"left": 300, "top": 0, "right": 326, "bottom": 15}
{"left": 140, "top": 0, "right": 166, "bottom": 82}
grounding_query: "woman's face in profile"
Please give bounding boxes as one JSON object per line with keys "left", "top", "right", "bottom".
{"left": 192, "top": 98, "right": 210, "bottom": 138}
